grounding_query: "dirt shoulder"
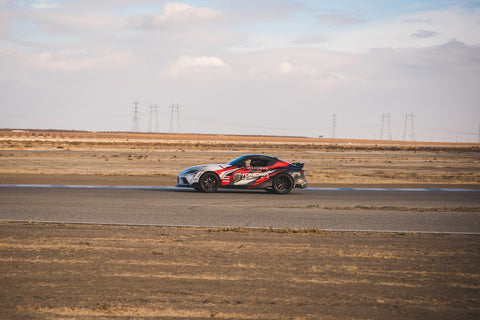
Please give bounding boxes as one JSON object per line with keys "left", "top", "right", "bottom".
{"left": 1, "top": 222, "right": 479, "bottom": 320}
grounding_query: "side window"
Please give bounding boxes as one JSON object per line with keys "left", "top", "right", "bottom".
{"left": 266, "top": 159, "right": 276, "bottom": 167}
{"left": 259, "top": 159, "right": 269, "bottom": 167}
{"left": 250, "top": 158, "right": 270, "bottom": 167}
{"left": 243, "top": 159, "right": 252, "bottom": 167}
{"left": 249, "top": 159, "right": 259, "bottom": 167}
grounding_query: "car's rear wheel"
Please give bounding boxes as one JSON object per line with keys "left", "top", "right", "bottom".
{"left": 198, "top": 172, "right": 220, "bottom": 193}
{"left": 272, "top": 174, "right": 294, "bottom": 194}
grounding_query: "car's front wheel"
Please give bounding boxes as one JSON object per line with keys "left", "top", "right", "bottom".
{"left": 198, "top": 172, "right": 220, "bottom": 193}
{"left": 272, "top": 174, "right": 294, "bottom": 194}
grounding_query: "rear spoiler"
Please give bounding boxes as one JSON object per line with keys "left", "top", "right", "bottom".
{"left": 293, "top": 162, "right": 305, "bottom": 169}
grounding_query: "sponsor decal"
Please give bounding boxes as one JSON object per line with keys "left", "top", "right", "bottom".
{"left": 233, "top": 172, "right": 242, "bottom": 182}
{"left": 242, "top": 172, "right": 269, "bottom": 179}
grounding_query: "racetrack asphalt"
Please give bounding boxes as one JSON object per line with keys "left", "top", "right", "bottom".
{"left": 1, "top": 185, "right": 479, "bottom": 234}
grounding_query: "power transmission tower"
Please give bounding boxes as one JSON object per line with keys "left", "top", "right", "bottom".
{"left": 176, "top": 104, "right": 181, "bottom": 133}
{"left": 169, "top": 105, "right": 174, "bottom": 133}
{"left": 169, "top": 104, "right": 182, "bottom": 133}
{"left": 131, "top": 100, "right": 140, "bottom": 132}
{"left": 409, "top": 113, "right": 415, "bottom": 142}
{"left": 148, "top": 105, "right": 153, "bottom": 132}
{"left": 147, "top": 105, "right": 160, "bottom": 133}
{"left": 154, "top": 105, "right": 160, "bottom": 132}
{"left": 380, "top": 113, "right": 392, "bottom": 140}
{"left": 403, "top": 113, "right": 416, "bottom": 142}
{"left": 332, "top": 113, "right": 336, "bottom": 139}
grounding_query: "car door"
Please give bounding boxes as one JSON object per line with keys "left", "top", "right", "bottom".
{"left": 230, "top": 157, "right": 272, "bottom": 186}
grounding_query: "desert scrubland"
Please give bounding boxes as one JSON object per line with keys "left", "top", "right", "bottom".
{"left": 1, "top": 129, "right": 479, "bottom": 187}
{"left": 1, "top": 222, "right": 479, "bottom": 320}
{"left": 1, "top": 130, "right": 479, "bottom": 319}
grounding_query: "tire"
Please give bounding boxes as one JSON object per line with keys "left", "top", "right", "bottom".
{"left": 272, "top": 174, "right": 294, "bottom": 194}
{"left": 198, "top": 172, "right": 220, "bottom": 193}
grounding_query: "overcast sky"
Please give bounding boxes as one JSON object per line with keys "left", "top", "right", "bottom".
{"left": 1, "top": 0, "right": 479, "bottom": 142}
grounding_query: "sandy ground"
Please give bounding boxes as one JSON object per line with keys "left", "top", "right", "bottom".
{"left": 1, "top": 222, "right": 479, "bottom": 320}
{"left": 1, "top": 131, "right": 479, "bottom": 319}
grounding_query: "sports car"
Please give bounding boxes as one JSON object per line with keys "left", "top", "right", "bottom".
{"left": 176, "top": 154, "right": 307, "bottom": 194}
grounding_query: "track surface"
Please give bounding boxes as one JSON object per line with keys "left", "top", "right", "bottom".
{"left": 1, "top": 186, "right": 479, "bottom": 233}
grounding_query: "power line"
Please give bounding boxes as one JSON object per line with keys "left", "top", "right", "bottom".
{"left": 182, "top": 114, "right": 318, "bottom": 132}
{"left": 0, "top": 113, "right": 128, "bottom": 120}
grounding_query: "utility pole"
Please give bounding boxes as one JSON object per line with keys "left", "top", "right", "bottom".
{"left": 332, "top": 113, "right": 336, "bottom": 139}
{"left": 131, "top": 100, "right": 140, "bottom": 132}
{"left": 380, "top": 113, "right": 392, "bottom": 140}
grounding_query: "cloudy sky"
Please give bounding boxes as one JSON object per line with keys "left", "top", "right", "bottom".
{"left": 1, "top": 0, "right": 479, "bottom": 142}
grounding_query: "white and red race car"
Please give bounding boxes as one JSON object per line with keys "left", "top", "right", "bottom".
{"left": 177, "top": 154, "right": 307, "bottom": 194}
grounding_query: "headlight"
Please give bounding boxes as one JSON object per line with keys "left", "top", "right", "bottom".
{"left": 184, "top": 168, "right": 199, "bottom": 174}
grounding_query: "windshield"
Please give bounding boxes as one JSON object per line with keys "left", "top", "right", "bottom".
{"left": 227, "top": 155, "right": 247, "bottom": 166}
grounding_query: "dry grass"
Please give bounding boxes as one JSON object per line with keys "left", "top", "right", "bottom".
{"left": 1, "top": 222, "right": 479, "bottom": 319}
{"left": 1, "top": 129, "right": 479, "bottom": 150}
{"left": 1, "top": 130, "right": 479, "bottom": 186}
{"left": 297, "top": 205, "right": 480, "bottom": 212}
